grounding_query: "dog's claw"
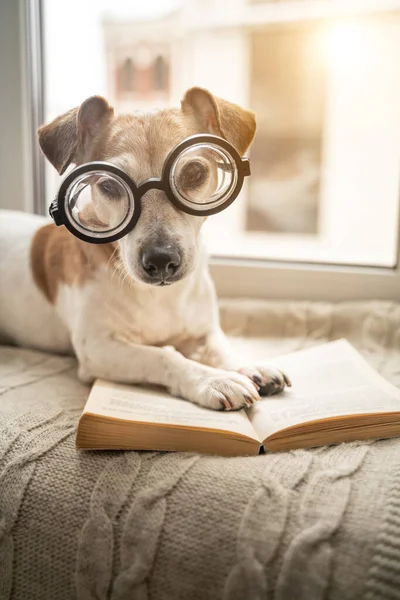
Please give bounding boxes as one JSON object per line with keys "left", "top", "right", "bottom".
{"left": 243, "top": 394, "right": 255, "bottom": 406}
{"left": 252, "top": 375, "right": 262, "bottom": 387}
{"left": 239, "top": 365, "right": 290, "bottom": 397}
{"left": 222, "top": 398, "right": 232, "bottom": 410}
{"left": 283, "top": 373, "right": 292, "bottom": 387}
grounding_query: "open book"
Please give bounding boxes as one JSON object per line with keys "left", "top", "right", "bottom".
{"left": 76, "top": 339, "right": 400, "bottom": 455}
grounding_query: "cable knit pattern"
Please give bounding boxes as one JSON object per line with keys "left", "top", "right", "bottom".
{"left": 0, "top": 353, "right": 75, "bottom": 396}
{"left": 111, "top": 454, "right": 199, "bottom": 600}
{"left": 365, "top": 466, "right": 400, "bottom": 600}
{"left": 275, "top": 443, "right": 371, "bottom": 600}
{"left": 1, "top": 300, "right": 400, "bottom": 600}
{"left": 0, "top": 413, "right": 76, "bottom": 600}
{"left": 76, "top": 453, "right": 142, "bottom": 600}
{"left": 223, "top": 451, "right": 312, "bottom": 600}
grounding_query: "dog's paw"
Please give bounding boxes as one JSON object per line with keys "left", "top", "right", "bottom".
{"left": 238, "top": 365, "right": 291, "bottom": 397}
{"left": 188, "top": 370, "right": 261, "bottom": 411}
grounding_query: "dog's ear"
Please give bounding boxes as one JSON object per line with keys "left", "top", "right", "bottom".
{"left": 181, "top": 87, "right": 256, "bottom": 154}
{"left": 38, "top": 96, "right": 114, "bottom": 174}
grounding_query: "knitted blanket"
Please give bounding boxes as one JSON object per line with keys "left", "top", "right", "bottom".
{"left": 1, "top": 300, "right": 400, "bottom": 600}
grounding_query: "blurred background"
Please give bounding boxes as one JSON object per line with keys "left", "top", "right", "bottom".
{"left": 0, "top": 0, "right": 399, "bottom": 280}
{"left": 42, "top": 0, "right": 400, "bottom": 268}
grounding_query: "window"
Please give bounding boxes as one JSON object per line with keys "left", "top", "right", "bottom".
{"left": 153, "top": 55, "right": 169, "bottom": 91}
{"left": 35, "top": 0, "right": 400, "bottom": 299}
{"left": 120, "top": 58, "right": 136, "bottom": 92}
{"left": 248, "top": 25, "right": 324, "bottom": 236}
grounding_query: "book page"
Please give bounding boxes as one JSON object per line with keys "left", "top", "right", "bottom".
{"left": 84, "top": 379, "right": 258, "bottom": 440}
{"left": 249, "top": 339, "right": 400, "bottom": 442}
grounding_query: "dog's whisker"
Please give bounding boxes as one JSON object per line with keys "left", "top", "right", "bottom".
{"left": 107, "top": 248, "right": 120, "bottom": 274}
{"left": 121, "top": 269, "right": 130, "bottom": 288}
{"left": 107, "top": 246, "right": 118, "bottom": 264}
{"left": 111, "top": 262, "right": 124, "bottom": 285}
{"left": 110, "top": 256, "right": 130, "bottom": 289}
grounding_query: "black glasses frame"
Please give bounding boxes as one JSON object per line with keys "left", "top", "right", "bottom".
{"left": 49, "top": 133, "right": 251, "bottom": 244}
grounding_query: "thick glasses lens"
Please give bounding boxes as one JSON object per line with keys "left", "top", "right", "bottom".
{"left": 64, "top": 171, "right": 134, "bottom": 239}
{"left": 169, "top": 143, "right": 238, "bottom": 211}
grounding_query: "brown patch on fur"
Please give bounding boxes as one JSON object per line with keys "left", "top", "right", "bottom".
{"left": 30, "top": 224, "right": 118, "bottom": 304}
{"left": 181, "top": 87, "right": 256, "bottom": 154}
{"left": 91, "top": 110, "right": 198, "bottom": 181}
{"left": 38, "top": 96, "right": 114, "bottom": 174}
{"left": 38, "top": 88, "right": 256, "bottom": 184}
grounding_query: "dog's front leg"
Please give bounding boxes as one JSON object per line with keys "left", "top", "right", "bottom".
{"left": 179, "top": 328, "right": 291, "bottom": 397}
{"left": 74, "top": 334, "right": 261, "bottom": 411}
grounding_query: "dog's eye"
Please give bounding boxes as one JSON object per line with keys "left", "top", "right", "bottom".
{"left": 178, "top": 160, "right": 208, "bottom": 190}
{"left": 97, "top": 179, "right": 123, "bottom": 200}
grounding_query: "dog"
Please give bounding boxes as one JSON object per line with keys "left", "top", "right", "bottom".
{"left": 0, "top": 87, "right": 290, "bottom": 410}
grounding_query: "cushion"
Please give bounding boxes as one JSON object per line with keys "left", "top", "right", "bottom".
{"left": 1, "top": 300, "right": 399, "bottom": 599}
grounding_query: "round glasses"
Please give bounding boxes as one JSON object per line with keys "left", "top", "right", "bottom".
{"left": 49, "top": 134, "right": 251, "bottom": 244}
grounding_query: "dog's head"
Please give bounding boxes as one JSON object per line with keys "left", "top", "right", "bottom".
{"left": 38, "top": 88, "right": 256, "bottom": 286}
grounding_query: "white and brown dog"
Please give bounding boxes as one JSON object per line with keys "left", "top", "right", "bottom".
{"left": 0, "top": 87, "right": 290, "bottom": 410}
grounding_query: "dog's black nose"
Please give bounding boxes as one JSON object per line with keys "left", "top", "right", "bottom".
{"left": 142, "top": 246, "right": 181, "bottom": 280}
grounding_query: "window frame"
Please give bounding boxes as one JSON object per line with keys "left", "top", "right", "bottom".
{"left": 23, "top": 0, "right": 400, "bottom": 301}
{"left": 22, "top": 0, "right": 46, "bottom": 215}
{"left": 209, "top": 251, "right": 400, "bottom": 301}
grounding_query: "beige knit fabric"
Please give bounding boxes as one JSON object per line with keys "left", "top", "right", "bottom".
{"left": 0, "top": 300, "right": 400, "bottom": 600}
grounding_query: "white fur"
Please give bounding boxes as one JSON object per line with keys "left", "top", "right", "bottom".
{"left": 0, "top": 210, "right": 288, "bottom": 410}
{"left": 0, "top": 211, "right": 71, "bottom": 353}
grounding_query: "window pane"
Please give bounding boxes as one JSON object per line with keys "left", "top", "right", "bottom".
{"left": 248, "top": 25, "right": 324, "bottom": 235}
{"left": 43, "top": 0, "right": 400, "bottom": 268}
